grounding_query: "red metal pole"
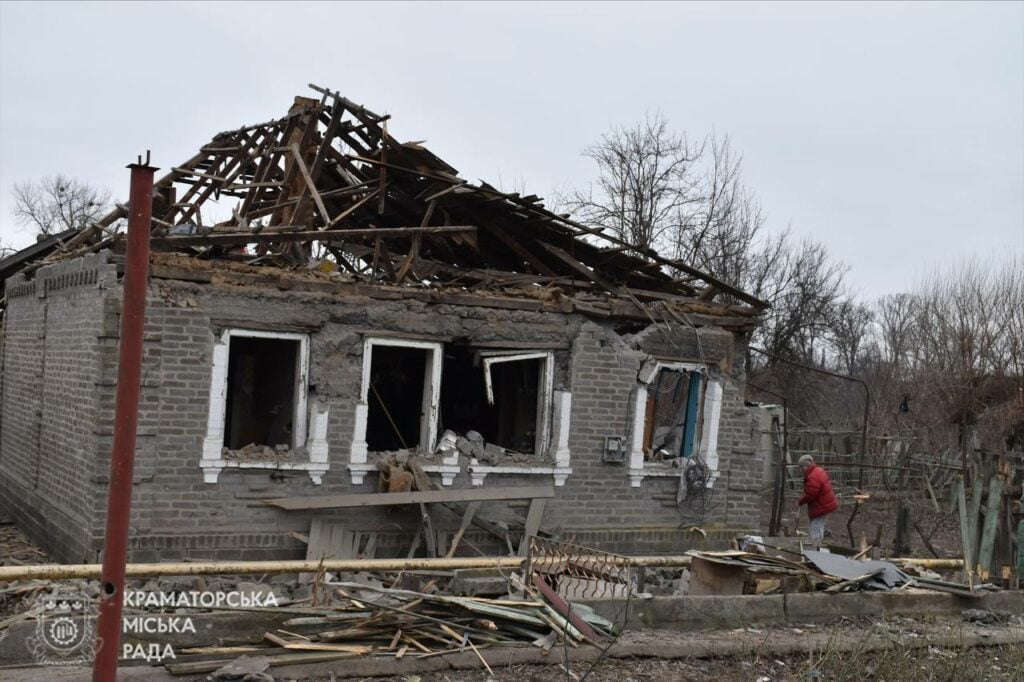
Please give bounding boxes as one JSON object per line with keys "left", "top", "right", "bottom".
{"left": 92, "top": 154, "right": 156, "bottom": 682}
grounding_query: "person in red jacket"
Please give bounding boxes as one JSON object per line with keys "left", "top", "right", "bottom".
{"left": 797, "top": 455, "right": 838, "bottom": 540}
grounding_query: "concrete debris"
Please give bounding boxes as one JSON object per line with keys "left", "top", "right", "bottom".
{"left": 222, "top": 443, "right": 303, "bottom": 463}
{"left": 435, "top": 429, "right": 458, "bottom": 457}
{"left": 456, "top": 432, "right": 487, "bottom": 461}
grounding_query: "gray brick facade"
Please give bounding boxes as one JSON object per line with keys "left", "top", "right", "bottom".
{"left": 0, "top": 255, "right": 765, "bottom": 562}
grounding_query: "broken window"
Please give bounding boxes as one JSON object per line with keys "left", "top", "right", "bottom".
{"left": 223, "top": 335, "right": 304, "bottom": 449}
{"left": 629, "top": 362, "right": 723, "bottom": 487}
{"left": 200, "top": 329, "right": 317, "bottom": 483}
{"left": 439, "top": 347, "right": 553, "bottom": 455}
{"left": 361, "top": 338, "right": 441, "bottom": 453}
{"left": 643, "top": 368, "right": 704, "bottom": 462}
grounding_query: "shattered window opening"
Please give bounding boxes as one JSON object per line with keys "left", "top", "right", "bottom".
{"left": 361, "top": 338, "right": 442, "bottom": 455}
{"left": 439, "top": 347, "right": 553, "bottom": 456}
{"left": 366, "top": 346, "right": 428, "bottom": 452}
{"left": 644, "top": 368, "right": 704, "bottom": 462}
{"left": 223, "top": 336, "right": 302, "bottom": 450}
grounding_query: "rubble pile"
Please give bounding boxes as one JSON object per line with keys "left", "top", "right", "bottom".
{"left": 169, "top": 573, "right": 615, "bottom": 676}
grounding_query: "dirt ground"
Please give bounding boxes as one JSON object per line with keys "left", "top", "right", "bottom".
{"left": 391, "top": 647, "right": 1024, "bottom": 682}
{"left": 334, "top": 616, "right": 1024, "bottom": 682}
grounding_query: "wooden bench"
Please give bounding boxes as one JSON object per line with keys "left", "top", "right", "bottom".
{"left": 263, "top": 486, "right": 554, "bottom": 563}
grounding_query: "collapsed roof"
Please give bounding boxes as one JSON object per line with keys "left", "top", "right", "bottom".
{"left": 17, "top": 85, "right": 767, "bottom": 323}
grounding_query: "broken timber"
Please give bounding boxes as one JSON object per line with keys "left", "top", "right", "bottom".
{"left": 21, "top": 83, "right": 768, "bottom": 326}
{"left": 265, "top": 486, "right": 554, "bottom": 559}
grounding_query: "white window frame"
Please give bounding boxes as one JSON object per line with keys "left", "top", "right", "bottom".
{"left": 469, "top": 351, "right": 572, "bottom": 487}
{"left": 201, "top": 329, "right": 329, "bottom": 484}
{"left": 480, "top": 351, "right": 554, "bottom": 456}
{"left": 627, "top": 361, "right": 723, "bottom": 488}
{"left": 349, "top": 337, "right": 444, "bottom": 484}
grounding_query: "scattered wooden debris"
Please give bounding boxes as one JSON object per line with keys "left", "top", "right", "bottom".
{"left": 683, "top": 547, "right": 994, "bottom": 598}
{"left": 161, "top": 574, "right": 617, "bottom": 676}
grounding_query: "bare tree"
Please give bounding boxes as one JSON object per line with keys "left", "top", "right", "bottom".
{"left": 751, "top": 234, "right": 849, "bottom": 362}
{"left": 12, "top": 175, "right": 111, "bottom": 237}
{"left": 673, "top": 133, "right": 765, "bottom": 286}
{"left": 567, "top": 118, "right": 850, "bottom": 372}
{"left": 829, "top": 299, "right": 875, "bottom": 375}
{"left": 875, "top": 293, "right": 920, "bottom": 374}
{"left": 563, "top": 113, "right": 702, "bottom": 255}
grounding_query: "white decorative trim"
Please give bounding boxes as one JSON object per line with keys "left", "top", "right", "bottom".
{"left": 350, "top": 337, "right": 443, "bottom": 484}
{"left": 347, "top": 462, "right": 375, "bottom": 485}
{"left": 465, "top": 389, "right": 572, "bottom": 487}
{"left": 201, "top": 329, "right": 322, "bottom": 483}
{"left": 200, "top": 340, "right": 230, "bottom": 482}
{"left": 628, "top": 386, "right": 648, "bottom": 487}
{"left": 480, "top": 351, "right": 555, "bottom": 455}
{"left": 552, "top": 391, "right": 572, "bottom": 468}
{"left": 349, "top": 402, "right": 370, "bottom": 483}
{"left": 628, "top": 361, "right": 721, "bottom": 487}
{"left": 697, "top": 379, "right": 723, "bottom": 487}
{"left": 306, "top": 401, "right": 330, "bottom": 484}
{"left": 468, "top": 459, "right": 572, "bottom": 487}
{"left": 422, "top": 461, "right": 461, "bottom": 486}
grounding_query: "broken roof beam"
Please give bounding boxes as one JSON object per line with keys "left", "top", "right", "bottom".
{"left": 308, "top": 83, "right": 387, "bottom": 123}
{"left": 537, "top": 241, "right": 622, "bottom": 295}
{"left": 236, "top": 119, "right": 300, "bottom": 220}
{"left": 149, "top": 225, "right": 477, "bottom": 249}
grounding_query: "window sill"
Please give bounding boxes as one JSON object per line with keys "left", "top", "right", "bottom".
{"left": 628, "top": 463, "right": 720, "bottom": 488}
{"left": 469, "top": 458, "right": 572, "bottom": 487}
{"left": 348, "top": 458, "right": 461, "bottom": 486}
{"left": 201, "top": 459, "right": 329, "bottom": 484}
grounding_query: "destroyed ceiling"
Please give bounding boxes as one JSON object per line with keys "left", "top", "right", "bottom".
{"left": 18, "top": 84, "right": 766, "bottom": 319}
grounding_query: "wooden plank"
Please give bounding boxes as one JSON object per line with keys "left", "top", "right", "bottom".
{"left": 518, "top": 499, "right": 547, "bottom": 557}
{"left": 406, "top": 523, "right": 423, "bottom": 558}
{"left": 328, "top": 188, "right": 380, "bottom": 227}
{"left": 305, "top": 519, "right": 327, "bottom": 561}
{"left": 290, "top": 99, "right": 344, "bottom": 223}
{"left": 484, "top": 224, "right": 559, "bottom": 277}
{"left": 151, "top": 225, "right": 475, "bottom": 249}
{"left": 165, "top": 651, "right": 358, "bottom": 675}
{"left": 421, "top": 503, "right": 438, "bottom": 558}
{"left": 445, "top": 501, "right": 481, "bottom": 559}
{"left": 688, "top": 555, "right": 747, "bottom": 596}
{"left": 301, "top": 518, "right": 330, "bottom": 582}
{"left": 327, "top": 525, "right": 356, "bottom": 560}
{"left": 976, "top": 474, "right": 1005, "bottom": 580}
{"left": 968, "top": 475, "right": 984, "bottom": 567}
{"left": 290, "top": 143, "right": 331, "bottom": 223}
{"left": 536, "top": 241, "right": 621, "bottom": 295}
{"left": 955, "top": 479, "right": 973, "bottom": 586}
{"left": 264, "top": 486, "right": 555, "bottom": 511}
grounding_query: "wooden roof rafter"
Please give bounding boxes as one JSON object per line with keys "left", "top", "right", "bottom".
{"left": 32, "top": 84, "right": 767, "bottom": 320}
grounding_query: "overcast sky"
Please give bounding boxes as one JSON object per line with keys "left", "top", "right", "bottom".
{"left": 1, "top": 1, "right": 1021, "bottom": 299}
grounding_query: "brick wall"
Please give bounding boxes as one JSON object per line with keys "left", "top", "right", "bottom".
{"left": 1, "top": 255, "right": 764, "bottom": 561}
{"left": 0, "top": 254, "right": 115, "bottom": 562}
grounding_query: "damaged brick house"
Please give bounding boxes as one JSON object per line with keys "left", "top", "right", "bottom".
{"left": 0, "top": 87, "right": 768, "bottom": 563}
